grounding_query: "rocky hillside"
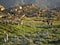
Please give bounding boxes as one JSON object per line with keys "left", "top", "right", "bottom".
{"left": 2, "top": 4, "right": 60, "bottom": 21}
{"left": 0, "top": 4, "right": 60, "bottom": 45}
{"left": 0, "top": 4, "right": 59, "bottom": 25}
